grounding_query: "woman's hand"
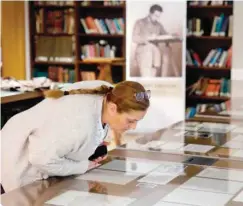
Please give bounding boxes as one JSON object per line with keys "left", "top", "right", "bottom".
{"left": 93, "top": 155, "right": 108, "bottom": 164}
{"left": 88, "top": 155, "right": 108, "bottom": 170}
{"left": 88, "top": 161, "right": 99, "bottom": 170}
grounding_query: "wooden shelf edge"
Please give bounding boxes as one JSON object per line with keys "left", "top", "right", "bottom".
{"left": 79, "top": 33, "right": 124, "bottom": 37}
{"left": 35, "top": 33, "right": 74, "bottom": 36}
{"left": 187, "top": 35, "right": 232, "bottom": 40}
{"left": 188, "top": 5, "right": 233, "bottom": 9}
{"left": 80, "top": 5, "right": 125, "bottom": 9}
{"left": 188, "top": 116, "right": 230, "bottom": 124}
{"left": 1, "top": 91, "right": 44, "bottom": 104}
{"left": 34, "top": 61, "right": 75, "bottom": 65}
{"left": 34, "top": 5, "right": 75, "bottom": 9}
{"left": 186, "top": 65, "right": 231, "bottom": 71}
{"left": 80, "top": 58, "right": 125, "bottom": 64}
{"left": 187, "top": 95, "right": 230, "bottom": 101}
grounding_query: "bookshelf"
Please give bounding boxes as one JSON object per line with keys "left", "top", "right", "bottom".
{"left": 28, "top": 0, "right": 126, "bottom": 84}
{"left": 186, "top": 0, "right": 233, "bottom": 119}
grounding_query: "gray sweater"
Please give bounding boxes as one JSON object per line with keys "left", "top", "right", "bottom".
{"left": 1, "top": 80, "right": 113, "bottom": 192}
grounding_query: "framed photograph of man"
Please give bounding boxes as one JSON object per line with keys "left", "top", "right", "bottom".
{"left": 127, "top": 1, "right": 186, "bottom": 78}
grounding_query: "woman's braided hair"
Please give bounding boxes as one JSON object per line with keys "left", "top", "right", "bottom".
{"left": 44, "top": 81, "right": 150, "bottom": 113}
{"left": 44, "top": 85, "right": 113, "bottom": 99}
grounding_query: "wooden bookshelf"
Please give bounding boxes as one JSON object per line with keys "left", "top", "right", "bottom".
{"left": 186, "top": 0, "right": 233, "bottom": 119}
{"left": 28, "top": 0, "right": 126, "bottom": 84}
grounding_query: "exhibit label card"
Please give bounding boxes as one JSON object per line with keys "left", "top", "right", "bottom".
{"left": 76, "top": 169, "right": 141, "bottom": 185}
{"left": 180, "top": 144, "right": 215, "bottom": 153}
{"left": 45, "top": 190, "right": 136, "bottom": 206}
{"left": 162, "top": 188, "right": 233, "bottom": 206}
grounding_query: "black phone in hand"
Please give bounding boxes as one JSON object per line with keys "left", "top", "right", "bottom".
{"left": 88, "top": 145, "right": 108, "bottom": 161}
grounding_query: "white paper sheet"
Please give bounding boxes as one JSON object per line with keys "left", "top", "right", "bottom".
{"left": 45, "top": 190, "right": 136, "bottom": 206}
{"left": 232, "top": 126, "right": 243, "bottom": 134}
{"left": 137, "top": 162, "right": 186, "bottom": 185}
{"left": 136, "top": 182, "right": 158, "bottom": 189}
{"left": 46, "top": 190, "right": 82, "bottom": 206}
{"left": 180, "top": 177, "right": 243, "bottom": 195}
{"left": 137, "top": 172, "right": 179, "bottom": 185}
{"left": 180, "top": 144, "right": 215, "bottom": 153}
{"left": 154, "top": 162, "right": 186, "bottom": 175}
{"left": 145, "top": 140, "right": 166, "bottom": 149}
{"left": 199, "top": 122, "right": 236, "bottom": 133}
{"left": 122, "top": 140, "right": 166, "bottom": 152}
{"left": 233, "top": 190, "right": 243, "bottom": 202}
{"left": 196, "top": 167, "right": 243, "bottom": 182}
{"left": 147, "top": 34, "right": 181, "bottom": 41}
{"left": 153, "top": 201, "right": 195, "bottom": 206}
{"left": 76, "top": 169, "right": 140, "bottom": 185}
{"left": 220, "top": 110, "right": 243, "bottom": 117}
{"left": 162, "top": 188, "right": 233, "bottom": 206}
{"left": 232, "top": 134, "right": 243, "bottom": 142}
{"left": 99, "top": 158, "right": 162, "bottom": 174}
{"left": 0, "top": 90, "right": 23, "bottom": 97}
{"left": 160, "top": 142, "right": 185, "bottom": 151}
{"left": 223, "top": 140, "right": 243, "bottom": 149}
{"left": 172, "top": 122, "right": 203, "bottom": 132}
{"left": 231, "top": 149, "right": 243, "bottom": 158}
{"left": 201, "top": 122, "right": 236, "bottom": 130}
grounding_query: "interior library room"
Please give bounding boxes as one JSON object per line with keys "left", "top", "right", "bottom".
{"left": 1, "top": 0, "right": 243, "bottom": 205}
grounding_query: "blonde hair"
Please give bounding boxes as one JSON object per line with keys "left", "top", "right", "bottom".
{"left": 44, "top": 81, "right": 150, "bottom": 113}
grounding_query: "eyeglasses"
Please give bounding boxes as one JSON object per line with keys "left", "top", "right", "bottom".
{"left": 134, "top": 90, "right": 151, "bottom": 101}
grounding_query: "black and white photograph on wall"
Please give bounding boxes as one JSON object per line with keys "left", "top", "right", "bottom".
{"left": 127, "top": 1, "right": 186, "bottom": 78}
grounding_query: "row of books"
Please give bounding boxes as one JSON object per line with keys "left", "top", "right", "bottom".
{"left": 81, "top": 0, "right": 124, "bottom": 6}
{"left": 81, "top": 43, "right": 117, "bottom": 59}
{"left": 189, "top": 0, "right": 233, "bottom": 6}
{"left": 186, "top": 102, "right": 229, "bottom": 119}
{"left": 34, "top": 67, "right": 75, "bottom": 83}
{"left": 34, "top": 0, "right": 123, "bottom": 7}
{"left": 211, "top": 15, "right": 233, "bottom": 37}
{"left": 197, "top": 100, "right": 230, "bottom": 113}
{"left": 35, "top": 9, "right": 44, "bottom": 34}
{"left": 35, "top": 9, "right": 75, "bottom": 34}
{"left": 104, "top": 0, "right": 124, "bottom": 6}
{"left": 187, "top": 15, "right": 233, "bottom": 37}
{"left": 35, "top": 69, "right": 98, "bottom": 82}
{"left": 186, "top": 47, "right": 232, "bottom": 68}
{"left": 80, "top": 17, "right": 124, "bottom": 35}
{"left": 187, "top": 77, "right": 230, "bottom": 97}
{"left": 80, "top": 71, "right": 96, "bottom": 81}
{"left": 186, "top": 100, "right": 230, "bottom": 119}
{"left": 35, "top": 36, "right": 75, "bottom": 62}
{"left": 34, "top": 1, "right": 74, "bottom": 6}
{"left": 185, "top": 107, "right": 197, "bottom": 119}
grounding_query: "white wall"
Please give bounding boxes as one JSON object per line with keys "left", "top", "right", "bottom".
{"left": 232, "top": 1, "right": 243, "bottom": 103}
{"left": 232, "top": 1, "right": 243, "bottom": 81}
{"left": 24, "top": 1, "right": 31, "bottom": 80}
{"left": 131, "top": 79, "right": 185, "bottom": 133}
